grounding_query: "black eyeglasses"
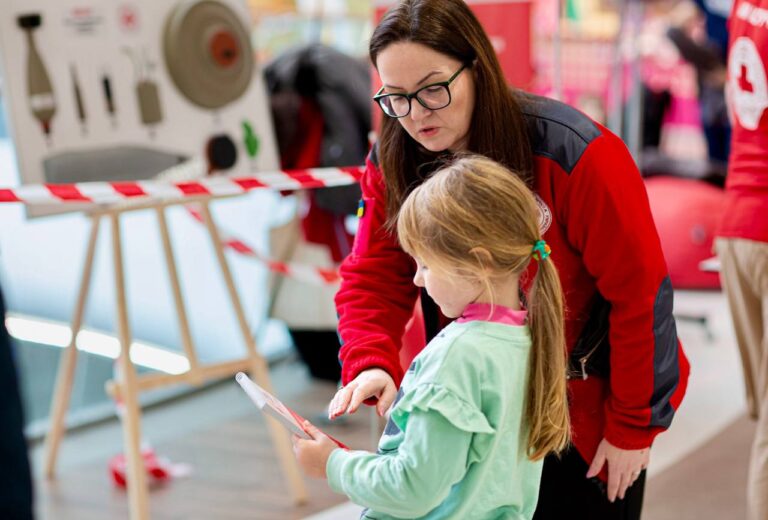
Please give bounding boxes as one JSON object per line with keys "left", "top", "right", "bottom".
{"left": 373, "top": 64, "right": 468, "bottom": 118}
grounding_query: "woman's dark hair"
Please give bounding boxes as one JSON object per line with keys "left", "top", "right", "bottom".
{"left": 370, "top": 0, "right": 533, "bottom": 222}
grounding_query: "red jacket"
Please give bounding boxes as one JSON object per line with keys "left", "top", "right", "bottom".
{"left": 719, "top": 0, "right": 768, "bottom": 242}
{"left": 336, "top": 94, "right": 690, "bottom": 466}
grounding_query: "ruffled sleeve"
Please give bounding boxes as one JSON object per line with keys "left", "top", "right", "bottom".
{"left": 390, "top": 383, "right": 495, "bottom": 435}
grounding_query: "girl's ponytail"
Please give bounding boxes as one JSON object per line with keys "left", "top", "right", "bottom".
{"left": 525, "top": 247, "right": 571, "bottom": 460}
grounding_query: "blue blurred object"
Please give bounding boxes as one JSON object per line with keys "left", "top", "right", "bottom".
{"left": 693, "top": 0, "right": 731, "bottom": 59}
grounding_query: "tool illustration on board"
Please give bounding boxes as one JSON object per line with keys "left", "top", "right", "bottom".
{"left": 17, "top": 13, "right": 56, "bottom": 143}
{"left": 70, "top": 64, "right": 87, "bottom": 135}
{"left": 123, "top": 46, "right": 163, "bottom": 137}
{"left": 1, "top": 0, "right": 277, "bottom": 190}
{"left": 205, "top": 133, "right": 238, "bottom": 173}
{"left": 101, "top": 70, "right": 117, "bottom": 127}
{"left": 163, "top": 0, "right": 254, "bottom": 111}
{"left": 242, "top": 120, "right": 260, "bottom": 170}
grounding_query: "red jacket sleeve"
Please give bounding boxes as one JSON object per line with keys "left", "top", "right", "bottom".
{"left": 334, "top": 151, "right": 419, "bottom": 387}
{"left": 561, "top": 129, "right": 689, "bottom": 449}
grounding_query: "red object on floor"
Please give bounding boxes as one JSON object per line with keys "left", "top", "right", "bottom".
{"left": 645, "top": 177, "right": 724, "bottom": 290}
{"left": 109, "top": 448, "right": 171, "bottom": 488}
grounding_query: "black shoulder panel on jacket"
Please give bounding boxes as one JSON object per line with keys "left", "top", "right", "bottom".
{"left": 520, "top": 94, "right": 602, "bottom": 175}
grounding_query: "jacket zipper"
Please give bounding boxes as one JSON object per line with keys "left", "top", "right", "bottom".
{"left": 574, "top": 328, "right": 609, "bottom": 381}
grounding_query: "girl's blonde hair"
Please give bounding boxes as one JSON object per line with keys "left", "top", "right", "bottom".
{"left": 397, "top": 155, "right": 570, "bottom": 460}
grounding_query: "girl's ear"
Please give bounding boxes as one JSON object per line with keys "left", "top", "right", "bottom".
{"left": 469, "top": 246, "right": 494, "bottom": 270}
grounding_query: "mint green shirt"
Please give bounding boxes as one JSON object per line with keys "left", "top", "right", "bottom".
{"left": 327, "top": 318, "right": 542, "bottom": 519}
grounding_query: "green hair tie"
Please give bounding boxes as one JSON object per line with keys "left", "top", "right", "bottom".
{"left": 532, "top": 240, "right": 552, "bottom": 261}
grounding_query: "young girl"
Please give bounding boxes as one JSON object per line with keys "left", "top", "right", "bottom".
{"left": 293, "top": 156, "right": 570, "bottom": 519}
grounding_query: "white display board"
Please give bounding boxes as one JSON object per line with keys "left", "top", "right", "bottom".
{"left": 0, "top": 0, "right": 279, "bottom": 187}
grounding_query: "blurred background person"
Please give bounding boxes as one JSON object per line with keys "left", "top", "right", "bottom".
{"left": 715, "top": 0, "right": 768, "bottom": 518}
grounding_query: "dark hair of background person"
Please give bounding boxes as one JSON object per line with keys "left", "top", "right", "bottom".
{"left": 369, "top": 0, "right": 534, "bottom": 223}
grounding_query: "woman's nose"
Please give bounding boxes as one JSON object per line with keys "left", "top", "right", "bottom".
{"left": 409, "top": 100, "right": 431, "bottom": 122}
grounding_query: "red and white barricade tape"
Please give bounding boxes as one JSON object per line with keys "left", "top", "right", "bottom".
{"left": 0, "top": 166, "right": 364, "bottom": 205}
{"left": 185, "top": 207, "right": 341, "bottom": 286}
{"left": 0, "top": 165, "right": 358, "bottom": 285}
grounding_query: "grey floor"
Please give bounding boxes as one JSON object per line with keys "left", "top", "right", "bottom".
{"left": 30, "top": 358, "right": 375, "bottom": 519}
{"left": 16, "top": 339, "right": 170, "bottom": 439}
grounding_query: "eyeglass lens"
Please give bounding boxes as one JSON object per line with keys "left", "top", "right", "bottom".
{"left": 380, "top": 85, "right": 451, "bottom": 117}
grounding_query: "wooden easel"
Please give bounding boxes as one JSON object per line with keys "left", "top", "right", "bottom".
{"left": 42, "top": 195, "right": 308, "bottom": 520}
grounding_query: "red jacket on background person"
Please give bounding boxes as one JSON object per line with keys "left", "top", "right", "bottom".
{"left": 720, "top": 0, "right": 768, "bottom": 242}
{"left": 335, "top": 94, "right": 690, "bottom": 472}
{"left": 715, "top": 3, "right": 768, "bottom": 517}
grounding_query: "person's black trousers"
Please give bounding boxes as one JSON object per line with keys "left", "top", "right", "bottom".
{"left": 533, "top": 446, "right": 646, "bottom": 520}
{"left": 0, "top": 284, "right": 34, "bottom": 520}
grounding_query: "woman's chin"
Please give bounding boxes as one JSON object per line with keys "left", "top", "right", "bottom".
{"left": 414, "top": 134, "right": 466, "bottom": 153}
{"left": 417, "top": 139, "right": 449, "bottom": 153}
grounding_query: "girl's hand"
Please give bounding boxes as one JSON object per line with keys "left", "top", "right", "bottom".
{"left": 586, "top": 438, "right": 650, "bottom": 502}
{"left": 292, "top": 421, "right": 339, "bottom": 479}
{"left": 328, "top": 368, "right": 397, "bottom": 419}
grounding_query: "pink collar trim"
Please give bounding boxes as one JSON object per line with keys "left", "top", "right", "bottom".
{"left": 457, "top": 302, "right": 527, "bottom": 326}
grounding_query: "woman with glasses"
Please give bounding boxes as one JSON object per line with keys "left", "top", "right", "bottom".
{"left": 326, "top": 1, "right": 690, "bottom": 519}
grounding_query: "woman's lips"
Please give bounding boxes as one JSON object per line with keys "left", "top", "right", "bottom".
{"left": 419, "top": 127, "right": 439, "bottom": 137}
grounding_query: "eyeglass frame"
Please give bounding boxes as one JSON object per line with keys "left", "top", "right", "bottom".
{"left": 373, "top": 64, "right": 468, "bottom": 119}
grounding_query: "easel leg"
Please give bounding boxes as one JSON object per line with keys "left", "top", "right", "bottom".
{"left": 199, "top": 202, "right": 308, "bottom": 505}
{"left": 111, "top": 213, "right": 149, "bottom": 520}
{"left": 155, "top": 205, "right": 200, "bottom": 380}
{"left": 44, "top": 214, "right": 100, "bottom": 478}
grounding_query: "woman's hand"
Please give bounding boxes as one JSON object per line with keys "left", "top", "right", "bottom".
{"left": 328, "top": 368, "right": 397, "bottom": 419}
{"left": 292, "top": 421, "right": 339, "bottom": 479}
{"left": 586, "top": 438, "right": 650, "bottom": 502}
